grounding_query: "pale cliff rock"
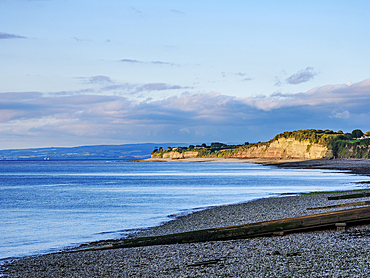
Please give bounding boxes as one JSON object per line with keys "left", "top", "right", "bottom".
{"left": 228, "top": 138, "right": 329, "bottom": 159}
{"left": 160, "top": 151, "right": 199, "bottom": 159}
{"left": 151, "top": 138, "right": 331, "bottom": 160}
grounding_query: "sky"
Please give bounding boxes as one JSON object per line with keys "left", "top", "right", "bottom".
{"left": 1, "top": 0, "right": 370, "bottom": 149}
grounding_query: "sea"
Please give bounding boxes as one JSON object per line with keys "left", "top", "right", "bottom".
{"left": 1, "top": 160, "right": 370, "bottom": 261}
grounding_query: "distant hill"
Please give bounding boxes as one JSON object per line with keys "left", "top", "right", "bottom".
{"left": 0, "top": 143, "right": 180, "bottom": 161}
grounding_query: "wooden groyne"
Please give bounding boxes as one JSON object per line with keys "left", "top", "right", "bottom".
{"left": 75, "top": 206, "right": 370, "bottom": 252}
{"left": 328, "top": 192, "right": 370, "bottom": 200}
{"left": 307, "top": 201, "right": 370, "bottom": 210}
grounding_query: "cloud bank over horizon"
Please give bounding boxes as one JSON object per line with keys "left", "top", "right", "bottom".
{"left": 1, "top": 1, "right": 370, "bottom": 149}
{"left": 1, "top": 79, "right": 369, "bottom": 149}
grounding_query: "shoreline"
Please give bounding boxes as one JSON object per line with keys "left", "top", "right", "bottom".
{"left": 275, "top": 158, "right": 370, "bottom": 176}
{"left": 2, "top": 158, "right": 370, "bottom": 277}
{"left": 138, "top": 157, "right": 308, "bottom": 164}
{"left": 143, "top": 157, "right": 370, "bottom": 176}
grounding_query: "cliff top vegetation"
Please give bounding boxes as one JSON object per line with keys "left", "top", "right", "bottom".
{"left": 271, "top": 129, "right": 342, "bottom": 145}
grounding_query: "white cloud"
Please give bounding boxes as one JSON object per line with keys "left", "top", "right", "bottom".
{"left": 120, "top": 59, "right": 178, "bottom": 66}
{"left": 0, "top": 32, "right": 26, "bottom": 39}
{"left": 169, "top": 9, "right": 186, "bottom": 15}
{"left": 330, "top": 110, "right": 350, "bottom": 119}
{"left": 286, "top": 67, "right": 317, "bottom": 85}
{"left": 179, "top": 128, "right": 190, "bottom": 134}
{"left": 88, "top": 75, "right": 113, "bottom": 84}
{"left": 243, "top": 79, "right": 370, "bottom": 111}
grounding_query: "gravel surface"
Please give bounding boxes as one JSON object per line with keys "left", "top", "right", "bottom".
{"left": 131, "top": 194, "right": 370, "bottom": 238}
{"left": 276, "top": 158, "right": 370, "bottom": 177}
{"left": 2, "top": 225, "right": 370, "bottom": 277}
{"left": 2, "top": 158, "right": 370, "bottom": 277}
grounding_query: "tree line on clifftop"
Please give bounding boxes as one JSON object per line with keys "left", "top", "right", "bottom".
{"left": 151, "top": 129, "right": 370, "bottom": 159}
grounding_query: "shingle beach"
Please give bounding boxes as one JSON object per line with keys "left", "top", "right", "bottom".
{"left": 2, "top": 159, "right": 370, "bottom": 277}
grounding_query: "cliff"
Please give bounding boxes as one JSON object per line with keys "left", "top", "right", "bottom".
{"left": 162, "top": 151, "right": 199, "bottom": 159}
{"left": 226, "top": 138, "right": 330, "bottom": 160}
{"left": 151, "top": 129, "right": 370, "bottom": 160}
{"left": 151, "top": 138, "right": 330, "bottom": 160}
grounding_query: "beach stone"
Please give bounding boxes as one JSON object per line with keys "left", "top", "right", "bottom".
{"left": 336, "top": 222, "right": 347, "bottom": 231}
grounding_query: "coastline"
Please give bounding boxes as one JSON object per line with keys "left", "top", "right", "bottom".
{"left": 275, "top": 158, "right": 370, "bottom": 176}
{"left": 2, "top": 158, "right": 370, "bottom": 277}
{"left": 143, "top": 157, "right": 370, "bottom": 176}
{"left": 139, "top": 157, "right": 308, "bottom": 164}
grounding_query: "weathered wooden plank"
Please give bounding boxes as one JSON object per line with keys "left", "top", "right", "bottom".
{"left": 74, "top": 206, "right": 370, "bottom": 253}
{"left": 307, "top": 201, "right": 370, "bottom": 210}
{"left": 328, "top": 192, "right": 370, "bottom": 200}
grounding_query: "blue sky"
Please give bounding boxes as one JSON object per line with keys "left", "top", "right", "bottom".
{"left": 1, "top": 0, "right": 370, "bottom": 149}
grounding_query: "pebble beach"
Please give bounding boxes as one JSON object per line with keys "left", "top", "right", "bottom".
{"left": 2, "top": 159, "right": 370, "bottom": 277}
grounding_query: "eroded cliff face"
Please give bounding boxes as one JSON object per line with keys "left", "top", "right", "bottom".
{"left": 228, "top": 138, "right": 329, "bottom": 159}
{"left": 151, "top": 138, "right": 331, "bottom": 160}
{"left": 160, "top": 151, "right": 199, "bottom": 159}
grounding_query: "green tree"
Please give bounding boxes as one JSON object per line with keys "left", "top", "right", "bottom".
{"left": 344, "top": 133, "right": 353, "bottom": 140}
{"left": 210, "top": 142, "right": 227, "bottom": 149}
{"left": 351, "top": 129, "right": 364, "bottom": 139}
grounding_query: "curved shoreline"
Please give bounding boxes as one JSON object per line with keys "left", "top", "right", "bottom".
{"left": 143, "top": 157, "right": 370, "bottom": 176}
{"left": 139, "top": 157, "right": 308, "bottom": 164}
{"left": 3, "top": 158, "right": 370, "bottom": 277}
{"left": 275, "top": 158, "right": 370, "bottom": 176}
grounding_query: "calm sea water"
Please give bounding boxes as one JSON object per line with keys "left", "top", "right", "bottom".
{"left": 1, "top": 160, "right": 369, "bottom": 260}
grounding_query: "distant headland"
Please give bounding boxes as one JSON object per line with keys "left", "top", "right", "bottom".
{"left": 150, "top": 129, "right": 370, "bottom": 162}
